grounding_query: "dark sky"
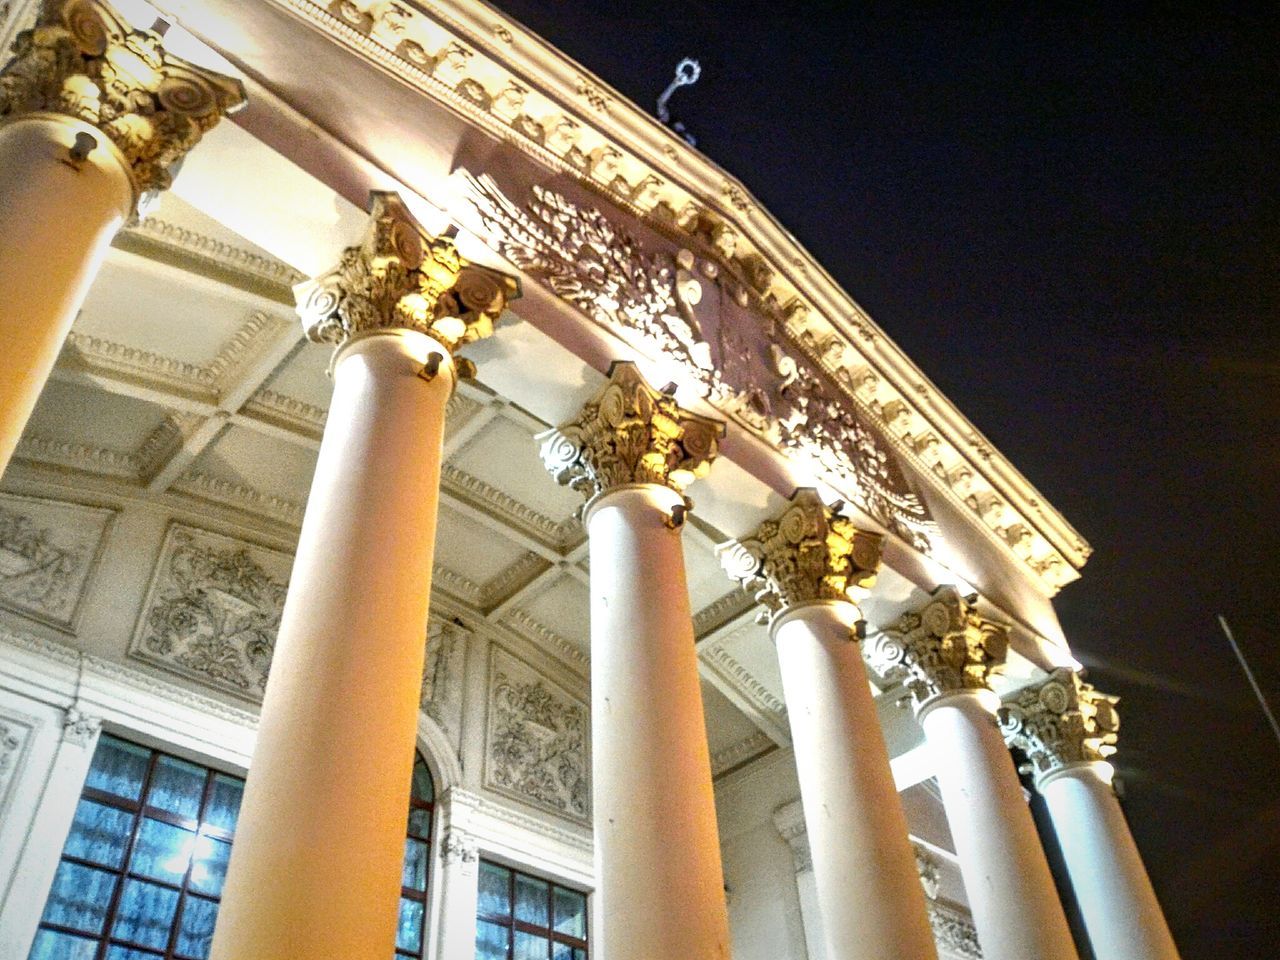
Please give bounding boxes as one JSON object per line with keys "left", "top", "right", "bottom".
{"left": 488, "top": 2, "right": 1280, "bottom": 955}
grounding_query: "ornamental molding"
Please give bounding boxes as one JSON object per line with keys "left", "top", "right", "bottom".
{"left": 914, "top": 841, "right": 941, "bottom": 900}
{"left": 718, "top": 488, "right": 883, "bottom": 622}
{"left": 439, "top": 828, "right": 478, "bottom": 865}
{"left": 441, "top": 462, "right": 578, "bottom": 550}
{"left": 61, "top": 705, "right": 101, "bottom": 746}
{"left": 260, "top": 0, "right": 1088, "bottom": 593}
{"left": 421, "top": 616, "right": 468, "bottom": 754}
{"left": 692, "top": 586, "right": 754, "bottom": 639}
{"left": 242, "top": 389, "right": 328, "bottom": 439}
{"left": 0, "top": 708, "right": 37, "bottom": 819}
{"left": 119, "top": 215, "right": 306, "bottom": 289}
{"left": 498, "top": 608, "right": 588, "bottom": 676}
{"left": 999, "top": 667, "right": 1119, "bottom": 783}
{"left": 540, "top": 360, "right": 722, "bottom": 507}
{"left": 13, "top": 435, "right": 140, "bottom": 478}
{"left": 446, "top": 786, "right": 593, "bottom": 855}
{"left": 0, "top": 492, "right": 114, "bottom": 632}
{"left": 171, "top": 471, "right": 306, "bottom": 528}
{"left": 710, "top": 729, "right": 773, "bottom": 778}
{"left": 928, "top": 901, "right": 983, "bottom": 960}
{"left": 699, "top": 637, "right": 786, "bottom": 720}
{"left": 296, "top": 191, "right": 517, "bottom": 362}
{"left": 483, "top": 644, "right": 589, "bottom": 824}
{"left": 865, "top": 586, "right": 1010, "bottom": 710}
{"left": 0, "top": 0, "right": 246, "bottom": 208}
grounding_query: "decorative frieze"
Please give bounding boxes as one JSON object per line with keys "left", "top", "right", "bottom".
{"left": 295, "top": 192, "right": 517, "bottom": 362}
{"left": 539, "top": 360, "right": 721, "bottom": 508}
{"left": 865, "top": 586, "right": 1010, "bottom": 710}
{"left": 0, "top": 493, "right": 114, "bottom": 631}
{"left": 129, "top": 524, "right": 292, "bottom": 700}
{"left": 0, "top": 0, "right": 246, "bottom": 207}
{"left": 998, "top": 667, "right": 1120, "bottom": 782}
{"left": 718, "top": 488, "right": 882, "bottom": 623}
{"left": 484, "top": 646, "right": 589, "bottom": 823}
{"left": 928, "top": 902, "right": 983, "bottom": 960}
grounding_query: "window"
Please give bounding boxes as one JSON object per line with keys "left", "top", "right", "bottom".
{"left": 29, "top": 734, "right": 246, "bottom": 960}
{"left": 31, "top": 736, "right": 437, "bottom": 960}
{"left": 475, "top": 861, "right": 589, "bottom": 960}
{"left": 397, "top": 753, "right": 435, "bottom": 958}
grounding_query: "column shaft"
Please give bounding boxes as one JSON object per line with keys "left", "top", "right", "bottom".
{"left": 586, "top": 485, "right": 731, "bottom": 960}
{"left": 210, "top": 331, "right": 451, "bottom": 960}
{"left": 773, "top": 602, "right": 938, "bottom": 960}
{"left": 0, "top": 116, "right": 133, "bottom": 474}
{"left": 1041, "top": 764, "right": 1180, "bottom": 960}
{"left": 921, "top": 693, "right": 1079, "bottom": 960}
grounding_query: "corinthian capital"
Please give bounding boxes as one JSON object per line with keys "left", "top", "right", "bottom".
{"left": 717, "top": 488, "right": 882, "bottom": 622}
{"left": 0, "top": 0, "right": 246, "bottom": 207}
{"left": 296, "top": 192, "right": 518, "bottom": 362}
{"left": 865, "top": 585, "right": 1009, "bottom": 710}
{"left": 539, "top": 361, "right": 722, "bottom": 506}
{"left": 998, "top": 667, "right": 1119, "bottom": 783}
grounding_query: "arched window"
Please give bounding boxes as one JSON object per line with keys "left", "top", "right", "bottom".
{"left": 396, "top": 751, "right": 436, "bottom": 958}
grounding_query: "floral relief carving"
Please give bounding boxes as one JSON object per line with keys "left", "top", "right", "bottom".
{"left": 999, "top": 667, "right": 1120, "bottom": 783}
{"left": 0, "top": 494, "right": 113, "bottom": 631}
{"left": 422, "top": 616, "right": 468, "bottom": 752}
{"left": 484, "top": 647, "right": 589, "bottom": 822}
{"left": 129, "top": 525, "right": 292, "bottom": 700}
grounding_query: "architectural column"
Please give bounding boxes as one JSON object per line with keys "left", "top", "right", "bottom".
{"left": 0, "top": 0, "right": 244, "bottom": 474}
{"left": 540, "top": 362, "right": 731, "bottom": 960}
{"left": 719, "top": 489, "right": 939, "bottom": 960}
{"left": 208, "top": 195, "right": 515, "bottom": 960}
{"left": 866, "top": 587, "right": 1080, "bottom": 960}
{"left": 1002, "top": 669, "right": 1181, "bottom": 960}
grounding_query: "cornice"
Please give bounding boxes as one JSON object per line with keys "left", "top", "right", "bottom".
{"left": 700, "top": 638, "right": 786, "bottom": 719}
{"left": 119, "top": 215, "right": 306, "bottom": 290}
{"left": 170, "top": 470, "right": 306, "bottom": 527}
{"left": 262, "top": 0, "right": 1088, "bottom": 594}
{"left": 498, "top": 607, "right": 588, "bottom": 676}
{"left": 441, "top": 462, "right": 574, "bottom": 549}
{"left": 14, "top": 436, "right": 141, "bottom": 479}
{"left": 710, "top": 729, "right": 773, "bottom": 778}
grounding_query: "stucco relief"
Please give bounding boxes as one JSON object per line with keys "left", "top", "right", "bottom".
{"left": 422, "top": 617, "right": 469, "bottom": 753}
{"left": 484, "top": 646, "right": 589, "bottom": 823}
{"left": 0, "top": 711, "right": 35, "bottom": 820}
{"left": 129, "top": 524, "right": 291, "bottom": 700}
{"left": 0, "top": 494, "right": 114, "bottom": 631}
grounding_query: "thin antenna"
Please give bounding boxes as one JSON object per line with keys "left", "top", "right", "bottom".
{"left": 1218, "top": 614, "right": 1280, "bottom": 753}
{"left": 657, "top": 58, "right": 702, "bottom": 146}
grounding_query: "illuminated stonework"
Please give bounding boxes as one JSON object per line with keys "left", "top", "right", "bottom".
{"left": 866, "top": 586, "right": 1010, "bottom": 709}
{"left": 295, "top": 191, "right": 518, "bottom": 366}
{"left": 539, "top": 361, "right": 721, "bottom": 505}
{"left": 717, "top": 488, "right": 883, "bottom": 622}
{"left": 0, "top": 0, "right": 246, "bottom": 205}
{"left": 998, "top": 667, "right": 1120, "bottom": 781}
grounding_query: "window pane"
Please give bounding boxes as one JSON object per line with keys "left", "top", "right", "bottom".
{"left": 515, "top": 873, "right": 549, "bottom": 927}
{"left": 176, "top": 895, "right": 219, "bottom": 959}
{"left": 407, "top": 807, "right": 431, "bottom": 840}
{"left": 573, "top": 950, "right": 587, "bottom": 960}
{"left": 189, "top": 835, "right": 232, "bottom": 897}
{"left": 146, "top": 755, "right": 205, "bottom": 820}
{"left": 402, "top": 837, "right": 427, "bottom": 893}
{"left": 410, "top": 757, "right": 434, "bottom": 802}
{"left": 105, "top": 948, "right": 164, "bottom": 960}
{"left": 85, "top": 736, "right": 149, "bottom": 801}
{"left": 553, "top": 887, "right": 586, "bottom": 938}
{"left": 202, "top": 775, "right": 243, "bottom": 834}
{"left": 111, "top": 879, "right": 180, "bottom": 949}
{"left": 552, "top": 945, "right": 574, "bottom": 960}
{"left": 475, "top": 920, "right": 509, "bottom": 960}
{"left": 29, "top": 928, "right": 98, "bottom": 960}
{"left": 478, "top": 861, "right": 510, "bottom": 918}
{"left": 132, "top": 818, "right": 195, "bottom": 884}
{"left": 64, "top": 798, "right": 133, "bottom": 869}
{"left": 395, "top": 897, "right": 424, "bottom": 953}
{"left": 41, "top": 860, "right": 116, "bottom": 934}
{"left": 514, "top": 931, "right": 549, "bottom": 960}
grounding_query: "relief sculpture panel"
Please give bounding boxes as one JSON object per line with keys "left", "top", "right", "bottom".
{"left": 422, "top": 617, "right": 469, "bottom": 754}
{"left": 484, "top": 646, "right": 589, "bottom": 823}
{"left": 129, "top": 524, "right": 291, "bottom": 700}
{"left": 0, "top": 711, "right": 35, "bottom": 821}
{"left": 0, "top": 493, "right": 114, "bottom": 631}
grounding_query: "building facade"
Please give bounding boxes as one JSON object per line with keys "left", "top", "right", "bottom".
{"left": 0, "top": 2, "right": 1179, "bottom": 959}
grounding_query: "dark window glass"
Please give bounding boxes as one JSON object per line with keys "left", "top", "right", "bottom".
{"left": 30, "top": 734, "right": 244, "bottom": 960}
{"left": 475, "top": 862, "right": 588, "bottom": 960}
{"left": 396, "top": 753, "right": 435, "bottom": 959}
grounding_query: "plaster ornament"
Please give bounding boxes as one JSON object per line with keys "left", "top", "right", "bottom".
{"left": 0, "top": 0, "right": 246, "bottom": 209}
{"left": 0, "top": 495, "right": 112, "bottom": 629}
{"left": 295, "top": 191, "right": 518, "bottom": 365}
{"left": 539, "top": 361, "right": 722, "bottom": 508}
{"left": 718, "top": 488, "right": 882, "bottom": 623}
{"left": 866, "top": 585, "right": 1010, "bottom": 710}
{"left": 61, "top": 706, "right": 101, "bottom": 746}
{"left": 998, "top": 667, "right": 1120, "bottom": 782}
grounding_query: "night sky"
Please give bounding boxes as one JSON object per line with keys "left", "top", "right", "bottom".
{"left": 489, "top": 2, "right": 1280, "bottom": 955}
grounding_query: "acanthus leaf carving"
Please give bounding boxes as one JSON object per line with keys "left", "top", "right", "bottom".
{"left": 998, "top": 667, "right": 1120, "bottom": 783}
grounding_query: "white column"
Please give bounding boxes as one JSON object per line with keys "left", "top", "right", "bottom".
{"left": 721, "top": 489, "right": 937, "bottom": 960}
{"left": 868, "top": 586, "right": 1080, "bottom": 960}
{"left": 1001, "top": 669, "right": 1180, "bottom": 960}
{"left": 0, "top": 0, "right": 244, "bottom": 474}
{"left": 542, "top": 362, "right": 730, "bottom": 960}
{"left": 432, "top": 827, "right": 481, "bottom": 960}
{"left": 209, "top": 194, "right": 513, "bottom": 960}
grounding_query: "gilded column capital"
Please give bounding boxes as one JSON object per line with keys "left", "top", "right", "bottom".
{"left": 539, "top": 361, "right": 723, "bottom": 512}
{"left": 295, "top": 191, "right": 518, "bottom": 369}
{"left": 998, "top": 667, "right": 1119, "bottom": 784}
{"left": 717, "top": 488, "right": 882, "bottom": 623}
{"left": 0, "top": 0, "right": 246, "bottom": 208}
{"left": 865, "top": 585, "right": 1009, "bottom": 711}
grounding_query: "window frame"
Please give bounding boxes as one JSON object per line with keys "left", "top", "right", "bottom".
{"left": 476, "top": 859, "right": 590, "bottom": 960}
{"left": 396, "top": 752, "right": 436, "bottom": 959}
